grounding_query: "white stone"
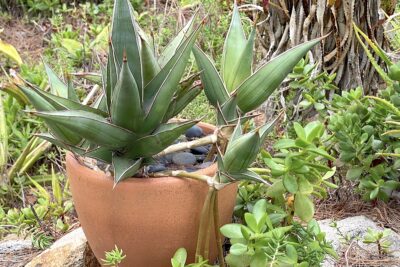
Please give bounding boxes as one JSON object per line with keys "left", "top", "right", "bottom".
{"left": 319, "top": 215, "right": 400, "bottom": 266}
{"left": 25, "top": 227, "right": 99, "bottom": 267}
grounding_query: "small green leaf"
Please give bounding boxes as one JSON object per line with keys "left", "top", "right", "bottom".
{"left": 283, "top": 174, "right": 298, "bottom": 193}
{"left": 171, "top": 248, "right": 187, "bottom": 267}
{"left": 230, "top": 243, "right": 248, "bottom": 256}
{"left": 293, "top": 122, "right": 307, "bottom": 141}
{"left": 298, "top": 177, "right": 313, "bottom": 194}
{"left": 252, "top": 199, "right": 267, "bottom": 223}
{"left": 346, "top": 167, "right": 364, "bottom": 181}
{"left": 220, "top": 223, "right": 243, "bottom": 239}
{"left": 294, "top": 193, "right": 314, "bottom": 222}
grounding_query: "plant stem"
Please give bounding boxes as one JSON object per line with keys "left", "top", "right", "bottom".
{"left": 0, "top": 93, "right": 7, "bottom": 185}
{"left": 195, "top": 187, "right": 213, "bottom": 262}
{"left": 213, "top": 191, "right": 226, "bottom": 267}
{"left": 203, "top": 189, "right": 216, "bottom": 260}
{"left": 248, "top": 167, "right": 271, "bottom": 174}
{"left": 157, "top": 134, "right": 218, "bottom": 157}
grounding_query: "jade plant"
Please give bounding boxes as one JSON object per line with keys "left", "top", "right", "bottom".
{"left": 17, "top": 0, "right": 204, "bottom": 184}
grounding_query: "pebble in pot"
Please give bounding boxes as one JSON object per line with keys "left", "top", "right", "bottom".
{"left": 172, "top": 152, "right": 197, "bottom": 166}
{"left": 185, "top": 125, "right": 204, "bottom": 139}
{"left": 147, "top": 164, "right": 167, "bottom": 173}
{"left": 191, "top": 145, "right": 209, "bottom": 155}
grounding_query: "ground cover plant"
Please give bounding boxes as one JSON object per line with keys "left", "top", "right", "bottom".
{"left": 0, "top": 0, "right": 399, "bottom": 267}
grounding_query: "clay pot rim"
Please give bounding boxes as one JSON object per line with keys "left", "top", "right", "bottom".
{"left": 66, "top": 121, "right": 217, "bottom": 185}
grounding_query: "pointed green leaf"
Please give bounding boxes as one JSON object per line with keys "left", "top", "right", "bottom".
{"left": 217, "top": 96, "right": 238, "bottom": 125}
{"left": 34, "top": 110, "right": 136, "bottom": 148}
{"left": 193, "top": 45, "right": 229, "bottom": 107}
{"left": 228, "top": 170, "right": 268, "bottom": 185}
{"left": 125, "top": 120, "right": 197, "bottom": 158}
{"left": 66, "top": 75, "right": 79, "bottom": 102}
{"left": 19, "top": 86, "right": 81, "bottom": 145}
{"left": 44, "top": 63, "right": 68, "bottom": 98}
{"left": 106, "top": 42, "right": 119, "bottom": 111}
{"left": 158, "top": 14, "right": 196, "bottom": 68}
{"left": 164, "top": 85, "right": 202, "bottom": 121}
{"left": 113, "top": 156, "right": 142, "bottom": 184}
{"left": 259, "top": 116, "right": 278, "bottom": 140}
{"left": 110, "top": 0, "right": 142, "bottom": 89}
{"left": 237, "top": 39, "right": 321, "bottom": 113}
{"left": 111, "top": 59, "right": 143, "bottom": 131}
{"left": 141, "top": 25, "right": 200, "bottom": 133}
{"left": 139, "top": 32, "right": 160, "bottom": 86}
{"left": 225, "top": 27, "right": 256, "bottom": 92}
{"left": 35, "top": 133, "right": 85, "bottom": 155}
{"left": 84, "top": 147, "right": 113, "bottom": 163}
{"left": 73, "top": 72, "right": 103, "bottom": 85}
{"left": 24, "top": 85, "right": 107, "bottom": 117}
{"left": 222, "top": 4, "right": 247, "bottom": 89}
{"left": 223, "top": 131, "right": 260, "bottom": 173}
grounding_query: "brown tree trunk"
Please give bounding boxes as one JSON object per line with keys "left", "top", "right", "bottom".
{"left": 256, "top": 0, "right": 397, "bottom": 94}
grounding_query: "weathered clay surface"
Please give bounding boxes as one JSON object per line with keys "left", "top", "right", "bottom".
{"left": 319, "top": 215, "right": 400, "bottom": 266}
{"left": 25, "top": 228, "right": 99, "bottom": 267}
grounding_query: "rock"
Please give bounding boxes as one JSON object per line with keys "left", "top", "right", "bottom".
{"left": 25, "top": 227, "right": 99, "bottom": 267}
{"left": 185, "top": 125, "right": 204, "bottom": 139}
{"left": 197, "top": 162, "right": 213, "bottom": 169}
{"left": 0, "top": 238, "right": 37, "bottom": 267}
{"left": 147, "top": 164, "right": 167, "bottom": 173}
{"left": 191, "top": 146, "right": 209, "bottom": 155}
{"left": 158, "top": 154, "right": 173, "bottom": 164}
{"left": 172, "top": 152, "right": 196, "bottom": 165}
{"left": 319, "top": 216, "right": 400, "bottom": 267}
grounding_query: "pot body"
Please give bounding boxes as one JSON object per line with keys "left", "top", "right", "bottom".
{"left": 66, "top": 123, "right": 238, "bottom": 267}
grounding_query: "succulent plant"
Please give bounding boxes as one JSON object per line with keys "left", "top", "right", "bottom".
{"left": 18, "top": 0, "right": 203, "bottom": 184}
{"left": 193, "top": 4, "right": 321, "bottom": 125}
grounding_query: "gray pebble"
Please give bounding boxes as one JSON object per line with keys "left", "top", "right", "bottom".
{"left": 172, "top": 152, "right": 196, "bottom": 165}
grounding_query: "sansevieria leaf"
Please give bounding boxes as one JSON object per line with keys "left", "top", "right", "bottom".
{"left": 158, "top": 14, "right": 196, "bottom": 68}
{"left": 110, "top": 0, "right": 142, "bottom": 89}
{"left": 19, "top": 86, "right": 82, "bottom": 145}
{"left": 221, "top": 4, "right": 247, "bottom": 89}
{"left": 142, "top": 24, "right": 200, "bottom": 133}
{"left": 24, "top": 84, "right": 107, "bottom": 117}
{"left": 125, "top": 120, "right": 197, "bottom": 158}
{"left": 193, "top": 46, "right": 229, "bottom": 107}
{"left": 34, "top": 110, "right": 136, "bottom": 148}
{"left": 223, "top": 131, "right": 260, "bottom": 173}
{"left": 44, "top": 63, "right": 68, "bottom": 98}
{"left": 140, "top": 34, "right": 161, "bottom": 86}
{"left": 111, "top": 58, "right": 143, "bottom": 132}
{"left": 236, "top": 38, "right": 321, "bottom": 113}
{"left": 113, "top": 156, "right": 142, "bottom": 185}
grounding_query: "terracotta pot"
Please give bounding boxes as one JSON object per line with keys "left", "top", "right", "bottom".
{"left": 66, "top": 122, "right": 238, "bottom": 267}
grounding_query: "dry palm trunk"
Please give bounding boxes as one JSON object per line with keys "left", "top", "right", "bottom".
{"left": 255, "top": 0, "right": 397, "bottom": 94}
